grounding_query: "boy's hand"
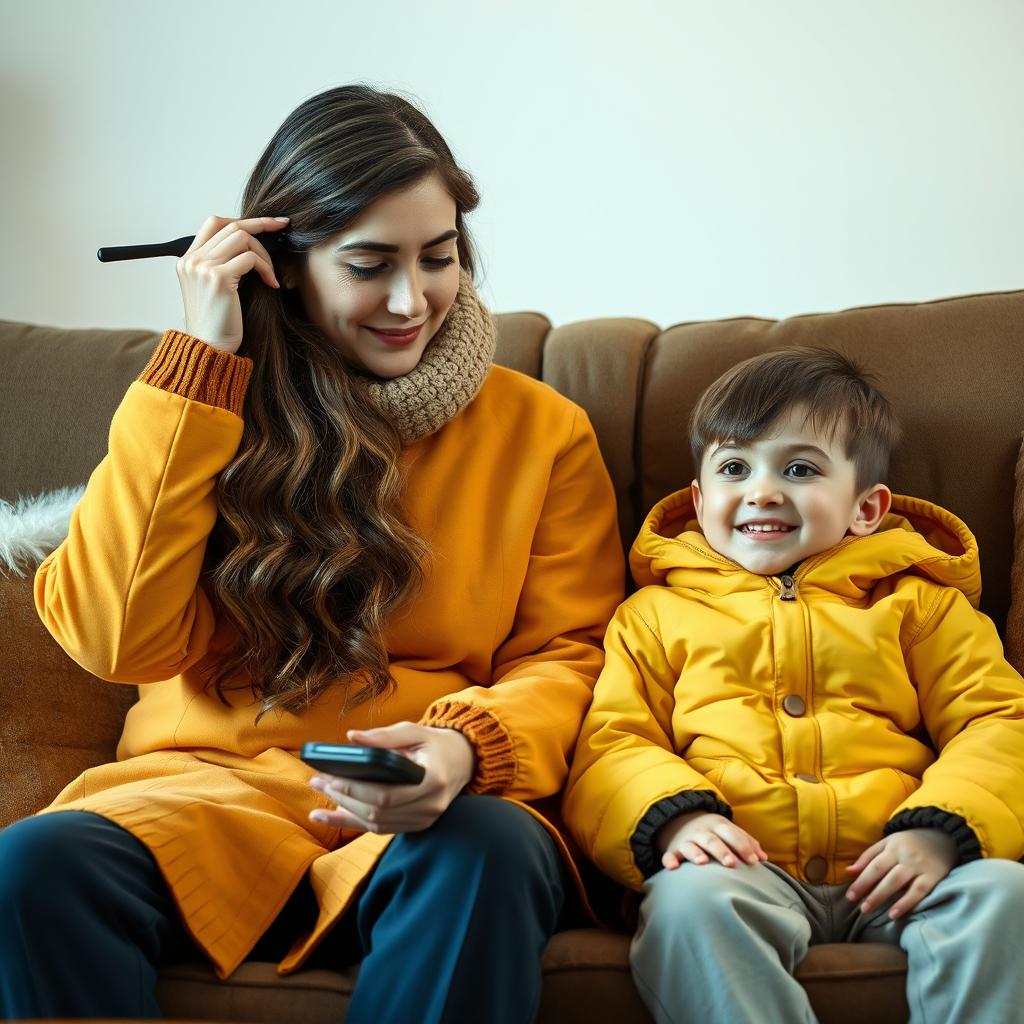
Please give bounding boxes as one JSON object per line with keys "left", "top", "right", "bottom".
{"left": 656, "top": 810, "right": 768, "bottom": 870}
{"left": 845, "top": 828, "right": 958, "bottom": 919}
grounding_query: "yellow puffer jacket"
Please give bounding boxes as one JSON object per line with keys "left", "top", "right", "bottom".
{"left": 564, "top": 487, "right": 1024, "bottom": 890}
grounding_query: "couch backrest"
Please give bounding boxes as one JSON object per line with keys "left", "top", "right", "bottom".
{"left": 1, "top": 320, "right": 159, "bottom": 501}
{"left": 493, "top": 291, "right": 1024, "bottom": 630}
{"left": 3, "top": 288, "right": 1022, "bottom": 628}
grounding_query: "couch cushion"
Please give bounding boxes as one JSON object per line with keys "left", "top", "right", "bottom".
{"left": 0, "top": 572, "right": 134, "bottom": 827}
{"left": 156, "top": 931, "right": 908, "bottom": 1024}
{"left": 543, "top": 319, "right": 660, "bottom": 553}
{"left": 493, "top": 311, "right": 550, "bottom": 379}
{"left": 1005, "top": 435, "right": 1024, "bottom": 672}
{"left": 157, "top": 961, "right": 357, "bottom": 1023}
{"left": 0, "top": 320, "right": 159, "bottom": 502}
{"left": 636, "top": 291, "right": 1024, "bottom": 629}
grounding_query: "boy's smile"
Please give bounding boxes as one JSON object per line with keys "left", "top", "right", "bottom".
{"left": 691, "top": 407, "right": 891, "bottom": 576}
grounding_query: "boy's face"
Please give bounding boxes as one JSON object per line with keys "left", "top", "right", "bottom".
{"left": 691, "top": 407, "right": 891, "bottom": 576}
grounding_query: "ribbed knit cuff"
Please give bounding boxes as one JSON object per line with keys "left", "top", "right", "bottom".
{"left": 883, "top": 806, "right": 982, "bottom": 864}
{"left": 419, "top": 701, "right": 517, "bottom": 795}
{"left": 631, "top": 791, "right": 734, "bottom": 879}
{"left": 139, "top": 330, "right": 253, "bottom": 416}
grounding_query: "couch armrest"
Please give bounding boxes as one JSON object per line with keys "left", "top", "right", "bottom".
{"left": 0, "top": 570, "right": 136, "bottom": 828}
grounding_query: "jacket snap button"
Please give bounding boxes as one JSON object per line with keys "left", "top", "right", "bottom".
{"left": 795, "top": 773, "right": 818, "bottom": 783}
{"left": 783, "top": 695, "right": 806, "bottom": 716}
{"left": 804, "top": 856, "right": 828, "bottom": 883}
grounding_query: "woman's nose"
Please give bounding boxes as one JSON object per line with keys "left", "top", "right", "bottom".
{"left": 386, "top": 270, "right": 428, "bottom": 320}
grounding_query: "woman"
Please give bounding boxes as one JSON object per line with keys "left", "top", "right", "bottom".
{"left": 0, "top": 86, "right": 624, "bottom": 1022}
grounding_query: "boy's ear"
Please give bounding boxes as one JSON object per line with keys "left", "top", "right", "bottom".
{"left": 848, "top": 484, "right": 892, "bottom": 537}
{"left": 691, "top": 479, "right": 704, "bottom": 527}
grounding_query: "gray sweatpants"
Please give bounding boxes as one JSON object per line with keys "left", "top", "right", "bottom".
{"left": 630, "top": 858, "right": 1024, "bottom": 1024}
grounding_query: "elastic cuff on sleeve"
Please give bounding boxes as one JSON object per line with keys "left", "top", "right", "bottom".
{"left": 883, "top": 806, "right": 982, "bottom": 864}
{"left": 631, "top": 791, "right": 733, "bottom": 879}
{"left": 139, "top": 330, "right": 254, "bottom": 416}
{"left": 419, "top": 701, "right": 517, "bottom": 795}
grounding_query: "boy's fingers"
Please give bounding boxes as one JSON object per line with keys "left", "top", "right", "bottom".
{"left": 849, "top": 839, "right": 885, "bottom": 874}
{"left": 680, "top": 842, "right": 708, "bottom": 865}
{"left": 857, "top": 865, "right": 911, "bottom": 914}
{"left": 887, "top": 877, "right": 936, "bottom": 919}
{"left": 846, "top": 850, "right": 891, "bottom": 902}
{"left": 700, "top": 835, "right": 737, "bottom": 866}
{"left": 716, "top": 823, "right": 763, "bottom": 863}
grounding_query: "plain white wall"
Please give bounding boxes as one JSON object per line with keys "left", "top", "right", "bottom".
{"left": 1, "top": 0, "right": 1021, "bottom": 332}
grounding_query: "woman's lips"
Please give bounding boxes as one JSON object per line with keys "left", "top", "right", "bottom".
{"left": 365, "top": 323, "right": 424, "bottom": 347}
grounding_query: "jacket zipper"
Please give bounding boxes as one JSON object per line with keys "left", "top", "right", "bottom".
{"left": 777, "top": 573, "right": 798, "bottom": 601}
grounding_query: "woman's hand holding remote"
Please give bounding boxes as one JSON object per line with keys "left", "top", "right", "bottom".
{"left": 176, "top": 215, "right": 288, "bottom": 353}
{"left": 308, "top": 722, "right": 477, "bottom": 834}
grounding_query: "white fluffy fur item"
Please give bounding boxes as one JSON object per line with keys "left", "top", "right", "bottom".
{"left": 0, "top": 486, "right": 86, "bottom": 577}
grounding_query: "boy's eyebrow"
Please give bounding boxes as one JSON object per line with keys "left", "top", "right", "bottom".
{"left": 334, "top": 229, "right": 459, "bottom": 255}
{"left": 781, "top": 443, "right": 833, "bottom": 462}
{"left": 711, "top": 441, "right": 834, "bottom": 462}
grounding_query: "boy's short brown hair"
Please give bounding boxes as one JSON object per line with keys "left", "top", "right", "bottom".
{"left": 689, "top": 347, "right": 901, "bottom": 492}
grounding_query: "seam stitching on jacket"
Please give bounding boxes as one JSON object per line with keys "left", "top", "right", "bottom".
{"left": 116, "top": 390, "right": 189, "bottom": 671}
{"left": 905, "top": 584, "right": 946, "bottom": 650}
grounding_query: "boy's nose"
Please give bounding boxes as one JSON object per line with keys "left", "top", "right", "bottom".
{"left": 745, "top": 480, "right": 785, "bottom": 506}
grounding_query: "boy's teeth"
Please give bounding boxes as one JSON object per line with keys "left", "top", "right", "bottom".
{"left": 743, "top": 524, "right": 788, "bottom": 532}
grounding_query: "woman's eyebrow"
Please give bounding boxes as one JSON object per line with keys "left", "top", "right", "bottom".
{"left": 334, "top": 229, "right": 458, "bottom": 255}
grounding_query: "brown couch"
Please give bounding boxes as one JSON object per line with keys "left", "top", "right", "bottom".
{"left": 3, "top": 287, "right": 1024, "bottom": 1024}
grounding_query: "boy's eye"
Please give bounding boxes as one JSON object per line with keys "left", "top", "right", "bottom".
{"left": 786, "top": 462, "right": 818, "bottom": 479}
{"left": 720, "top": 461, "right": 747, "bottom": 477}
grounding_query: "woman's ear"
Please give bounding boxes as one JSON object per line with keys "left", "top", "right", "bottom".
{"left": 278, "top": 257, "right": 299, "bottom": 290}
{"left": 848, "top": 484, "right": 892, "bottom": 537}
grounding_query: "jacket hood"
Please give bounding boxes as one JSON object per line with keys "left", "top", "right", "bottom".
{"left": 630, "top": 488, "right": 982, "bottom": 607}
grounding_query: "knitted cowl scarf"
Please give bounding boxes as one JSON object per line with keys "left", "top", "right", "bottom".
{"left": 359, "top": 270, "right": 497, "bottom": 445}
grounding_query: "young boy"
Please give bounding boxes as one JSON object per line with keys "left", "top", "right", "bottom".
{"left": 564, "top": 347, "right": 1024, "bottom": 1023}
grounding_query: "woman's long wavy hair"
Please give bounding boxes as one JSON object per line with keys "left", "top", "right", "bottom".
{"left": 200, "top": 85, "right": 480, "bottom": 721}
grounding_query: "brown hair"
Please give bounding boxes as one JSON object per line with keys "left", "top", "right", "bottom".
{"left": 689, "top": 347, "right": 901, "bottom": 491}
{"left": 201, "top": 85, "right": 480, "bottom": 721}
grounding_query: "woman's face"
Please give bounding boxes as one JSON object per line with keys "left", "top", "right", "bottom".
{"left": 289, "top": 172, "right": 461, "bottom": 379}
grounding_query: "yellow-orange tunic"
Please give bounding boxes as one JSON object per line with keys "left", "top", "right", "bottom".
{"left": 35, "top": 330, "right": 625, "bottom": 978}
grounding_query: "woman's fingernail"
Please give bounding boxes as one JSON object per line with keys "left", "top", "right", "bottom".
{"left": 310, "top": 811, "right": 328, "bottom": 823}
{"left": 273, "top": 216, "right": 290, "bottom": 222}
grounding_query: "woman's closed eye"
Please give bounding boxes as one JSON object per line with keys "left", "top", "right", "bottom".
{"left": 343, "top": 254, "right": 456, "bottom": 282}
